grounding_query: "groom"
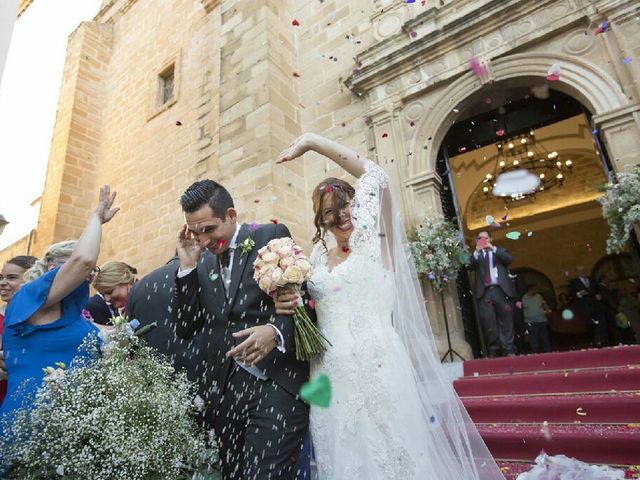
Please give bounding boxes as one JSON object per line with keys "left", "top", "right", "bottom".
{"left": 171, "top": 179, "right": 310, "bottom": 479}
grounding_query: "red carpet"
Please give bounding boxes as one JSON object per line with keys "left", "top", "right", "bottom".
{"left": 456, "top": 346, "right": 640, "bottom": 473}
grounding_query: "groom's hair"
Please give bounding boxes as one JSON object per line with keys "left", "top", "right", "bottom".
{"left": 180, "top": 179, "right": 234, "bottom": 219}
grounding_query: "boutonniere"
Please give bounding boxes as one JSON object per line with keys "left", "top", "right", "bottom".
{"left": 239, "top": 237, "right": 255, "bottom": 255}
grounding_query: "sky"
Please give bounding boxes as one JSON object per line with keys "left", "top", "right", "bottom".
{"left": 0, "top": 0, "right": 103, "bottom": 249}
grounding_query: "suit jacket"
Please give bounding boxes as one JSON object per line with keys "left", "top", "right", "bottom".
{"left": 127, "top": 257, "right": 210, "bottom": 389}
{"left": 569, "top": 276, "right": 600, "bottom": 317}
{"left": 171, "top": 223, "right": 309, "bottom": 417}
{"left": 468, "top": 247, "right": 516, "bottom": 299}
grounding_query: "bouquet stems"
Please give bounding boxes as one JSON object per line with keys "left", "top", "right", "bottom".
{"left": 291, "top": 300, "right": 332, "bottom": 361}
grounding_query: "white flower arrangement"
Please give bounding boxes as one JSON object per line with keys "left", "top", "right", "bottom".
{"left": 599, "top": 166, "right": 640, "bottom": 254}
{"left": 410, "top": 216, "right": 471, "bottom": 292}
{"left": 0, "top": 317, "right": 221, "bottom": 479}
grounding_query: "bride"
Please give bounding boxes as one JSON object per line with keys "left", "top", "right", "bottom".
{"left": 275, "top": 133, "right": 504, "bottom": 479}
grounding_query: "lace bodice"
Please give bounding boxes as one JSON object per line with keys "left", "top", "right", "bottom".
{"left": 308, "top": 160, "right": 394, "bottom": 343}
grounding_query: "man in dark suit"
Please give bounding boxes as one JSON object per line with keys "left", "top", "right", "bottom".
{"left": 468, "top": 231, "right": 517, "bottom": 357}
{"left": 172, "top": 179, "right": 309, "bottom": 480}
{"left": 570, "top": 266, "right": 607, "bottom": 346}
{"left": 126, "top": 256, "right": 209, "bottom": 385}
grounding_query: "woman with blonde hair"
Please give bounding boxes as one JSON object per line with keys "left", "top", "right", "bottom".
{"left": 89, "top": 261, "right": 137, "bottom": 322}
{"left": 0, "top": 186, "right": 118, "bottom": 426}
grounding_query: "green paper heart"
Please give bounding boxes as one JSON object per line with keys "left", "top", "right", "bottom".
{"left": 505, "top": 231, "right": 521, "bottom": 240}
{"left": 299, "top": 373, "right": 332, "bottom": 408}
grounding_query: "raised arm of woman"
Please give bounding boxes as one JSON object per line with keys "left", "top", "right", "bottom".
{"left": 276, "top": 132, "right": 367, "bottom": 178}
{"left": 44, "top": 186, "right": 119, "bottom": 308}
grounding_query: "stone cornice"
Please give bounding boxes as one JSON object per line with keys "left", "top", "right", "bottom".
{"left": 345, "top": 0, "right": 589, "bottom": 97}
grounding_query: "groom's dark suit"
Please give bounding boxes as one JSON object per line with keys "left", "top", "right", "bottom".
{"left": 171, "top": 222, "right": 309, "bottom": 480}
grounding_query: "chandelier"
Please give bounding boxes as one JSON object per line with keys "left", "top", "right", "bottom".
{"left": 482, "top": 130, "right": 573, "bottom": 201}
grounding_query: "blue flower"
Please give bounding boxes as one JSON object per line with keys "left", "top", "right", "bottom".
{"left": 427, "top": 272, "right": 436, "bottom": 280}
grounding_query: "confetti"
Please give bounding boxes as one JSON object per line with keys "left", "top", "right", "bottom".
{"left": 623, "top": 57, "right": 632, "bottom": 64}
{"left": 410, "top": 31, "right": 418, "bottom": 38}
{"left": 215, "top": 239, "right": 226, "bottom": 249}
{"left": 594, "top": 20, "right": 609, "bottom": 35}
{"left": 541, "top": 421, "right": 552, "bottom": 441}
{"left": 307, "top": 299, "right": 316, "bottom": 310}
{"left": 516, "top": 301, "right": 523, "bottom": 309}
{"left": 299, "top": 374, "right": 332, "bottom": 407}
{"left": 175, "top": 120, "right": 182, "bottom": 126}
{"left": 576, "top": 407, "right": 587, "bottom": 416}
{"left": 410, "top": 121, "right": 415, "bottom": 127}
{"left": 592, "top": 128, "right": 599, "bottom": 135}
{"left": 209, "top": 272, "right": 219, "bottom": 281}
{"left": 341, "top": 246, "right": 350, "bottom": 253}
{"left": 546, "top": 63, "right": 561, "bottom": 81}
{"left": 469, "top": 57, "right": 486, "bottom": 77}
{"left": 562, "top": 309, "right": 574, "bottom": 320}
{"left": 248, "top": 222, "right": 260, "bottom": 232}
{"left": 506, "top": 231, "right": 521, "bottom": 240}
{"left": 485, "top": 215, "right": 495, "bottom": 225}
{"left": 458, "top": 146, "right": 466, "bottom": 153}
{"left": 496, "top": 129, "right": 505, "bottom": 137}
{"left": 293, "top": 72, "right": 301, "bottom": 77}
{"left": 270, "top": 218, "right": 279, "bottom": 224}
{"left": 291, "top": 19, "right": 300, "bottom": 26}
{"left": 381, "top": 132, "right": 389, "bottom": 138}
{"left": 501, "top": 213, "right": 508, "bottom": 221}
{"left": 527, "top": 231, "right": 533, "bottom": 237}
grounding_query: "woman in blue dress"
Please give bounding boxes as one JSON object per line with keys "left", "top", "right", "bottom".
{"left": 0, "top": 185, "right": 119, "bottom": 424}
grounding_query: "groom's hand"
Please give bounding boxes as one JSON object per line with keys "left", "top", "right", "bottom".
{"left": 177, "top": 224, "right": 202, "bottom": 270}
{"left": 227, "top": 326, "right": 278, "bottom": 366}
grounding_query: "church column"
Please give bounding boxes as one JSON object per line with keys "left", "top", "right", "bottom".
{"left": 405, "top": 172, "right": 473, "bottom": 360}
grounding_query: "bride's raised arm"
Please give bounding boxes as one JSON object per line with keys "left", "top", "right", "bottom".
{"left": 276, "top": 133, "right": 367, "bottom": 178}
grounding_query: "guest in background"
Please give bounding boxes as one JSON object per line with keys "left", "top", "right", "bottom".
{"left": 522, "top": 284, "right": 551, "bottom": 353}
{"left": 619, "top": 285, "right": 640, "bottom": 343}
{"left": 468, "top": 231, "right": 517, "bottom": 357}
{"left": 510, "top": 272, "right": 529, "bottom": 355}
{"left": 84, "top": 292, "right": 118, "bottom": 325}
{"left": 0, "top": 186, "right": 118, "bottom": 428}
{"left": 0, "top": 255, "right": 38, "bottom": 405}
{"left": 92, "top": 261, "right": 137, "bottom": 316}
{"left": 570, "top": 266, "right": 606, "bottom": 347}
{"left": 595, "top": 276, "right": 621, "bottom": 346}
{"left": 126, "top": 256, "right": 206, "bottom": 381}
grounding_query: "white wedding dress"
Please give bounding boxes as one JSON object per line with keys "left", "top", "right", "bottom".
{"left": 307, "top": 161, "right": 504, "bottom": 479}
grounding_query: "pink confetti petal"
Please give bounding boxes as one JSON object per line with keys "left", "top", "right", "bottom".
{"left": 469, "top": 57, "right": 486, "bottom": 77}
{"left": 546, "top": 73, "right": 560, "bottom": 81}
{"left": 496, "top": 129, "right": 505, "bottom": 137}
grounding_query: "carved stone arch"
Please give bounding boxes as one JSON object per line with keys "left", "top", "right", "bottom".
{"left": 410, "top": 52, "right": 629, "bottom": 177}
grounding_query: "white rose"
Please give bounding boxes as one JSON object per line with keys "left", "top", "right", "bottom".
{"left": 271, "top": 268, "right": 285, "bottom": 287}
{"left": 258, "top": 275, "right": 273, "bottom": 293}
{"left": 282, "top": 265, "right": 304, "bottom": 285}
{"left": 279, "top": 256, "right": 295, "bottom": 268}
{"left": 296, "top": 259, "right": 312, "bottom": 277}
{"left": 277, "top": 245, "right": 293, "bottom": 258}
{"left": 261, "top": 251, "right": 278, "bottom": 265}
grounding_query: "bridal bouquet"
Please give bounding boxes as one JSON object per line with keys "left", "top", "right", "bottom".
{"left": 0, "top": 316, "right": 221, "bottom": 479}
{"left": 254, "top": 237, "right": 330, "bottom": 360}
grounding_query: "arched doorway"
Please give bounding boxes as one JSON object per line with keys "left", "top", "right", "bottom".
{"left": 426, "top": 70, "right": 639, "bottom": 354}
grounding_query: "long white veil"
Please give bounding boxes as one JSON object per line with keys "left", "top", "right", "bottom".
{"left": 378, "top": 185, "right": 505, "bottom": 479}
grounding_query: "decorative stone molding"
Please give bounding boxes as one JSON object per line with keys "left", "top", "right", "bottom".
{"left": 411, "top": 52, "right": 629, "bottom": 175}
{"left": 345, "top": 0, "right": 585, "bottom": 97}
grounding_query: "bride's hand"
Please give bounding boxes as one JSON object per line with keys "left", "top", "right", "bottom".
{"left": 274, "top": 287, "right": 301, "bottom": 315}
{"left": 276, "top": 133, "right": 317, "bottom": 164}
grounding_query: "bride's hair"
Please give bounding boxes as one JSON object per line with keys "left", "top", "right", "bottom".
{"left": 311, "top": 177, "right": 355, "bottom": 249}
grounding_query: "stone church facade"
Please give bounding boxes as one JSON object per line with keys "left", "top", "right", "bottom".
{"left": 2, "top": 0, "right": 639, "bottom": 357}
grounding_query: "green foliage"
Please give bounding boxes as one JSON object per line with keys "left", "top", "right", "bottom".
{"left": 599, "top": 166, "right": 640, "bottom": 254}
